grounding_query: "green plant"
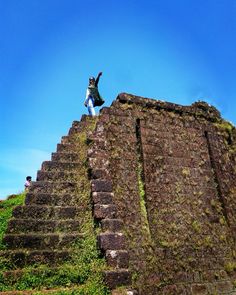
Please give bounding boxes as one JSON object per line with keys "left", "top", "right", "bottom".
{"left": 0, "top": 192, "right": 25, "bottom": 249}
{"left": 191, "top": 220, "right": 201, "bottom": 233}
{"left": 224, "top": 261, "right": 236, "bottom": 274}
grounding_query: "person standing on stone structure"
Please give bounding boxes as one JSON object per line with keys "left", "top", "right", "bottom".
{"left": 24, "top": 176, "right": 32, "bottom": 191}
{"left": 84, "top": 72, "right": 104, "bottom": 116}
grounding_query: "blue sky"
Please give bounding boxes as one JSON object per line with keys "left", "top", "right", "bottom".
{"left": 1, "top": 0, "right": 236, "bottom": 199}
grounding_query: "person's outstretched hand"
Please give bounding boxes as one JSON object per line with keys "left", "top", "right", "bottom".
{"left": 98, "top": 72, "right": 103, "bottom": 76}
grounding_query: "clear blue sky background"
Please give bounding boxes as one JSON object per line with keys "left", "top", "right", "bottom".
{"left": 1, "top": 0, "right": 236, "bottom": 199}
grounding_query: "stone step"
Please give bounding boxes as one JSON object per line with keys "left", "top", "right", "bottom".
{"left": 93, "top": 204, "right": 117, "bottom": 219}
{"left": 88, "top": 136, "right": 108, "bottom": 150}
{"left": 36, "top": 171, "right": 78, "bottom": 182}
{"left": 104, "top": 269, "right": 131, "bottom": 289}
{"left": 29, "top": 181, "right": 78, "bottom": 194}
{"left": 0, "top": 249, "right": 72, "bottom": 268}
{"left": 89, "top": 156, "right": 110, "bottom": 170}
{"left": 90, "top": 168, "right": 110, "bottom": 180}
{"left": 101, "top": 219, "right": 124, "bottom": 232}
{"left": 56, "top": 143, "right": 77, "bottom": 153}
{"left": 11, "top": 205, "right": 84, "bottom": 220}
{"left": 105, "top": 250, "right": 129, "bottom": 269}
{"left": 91, "top": 180, "right": 113, "bottom": 193}
{"left": 25, "top": 193, "right": 80, "bottom": 206}
{"left": 92, "top": 192, "right": 114, "bottom": 204}
{"left": 3, "top": 233, "right": 83, "bottom": 250}
{"left": 0, "top": 267, "right": 86, "bottom": 293}
{"left": 112, "top": 289, "right": 138, "bottom": 295}
{"left": 98, "top": 233, "right": 126, "bottom": 251}
{"left": 80, "top": 114, "right": 91, "bottom": 122}
{"left": 0, "top": 287, "right": 80, "bottom": 295}
{"left": 61, "top": 136, "right": 77, "bottom": 144}
{"left": 7, "top": 219, "right": 82, "bottom": 234}
{"left": 68, "top": 122, "right": 87, "bottom": 135}
{"left": 51, "top": 152, "right": 81, "bottom": 163}
{"left": 41, "top": 161, "right": 82, "bottom": 172}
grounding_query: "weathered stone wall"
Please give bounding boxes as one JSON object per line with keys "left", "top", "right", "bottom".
{"left": 101, "top": 93, "right": 236, "bottom": 294}
{"left": 2, "top": 93, "right": 235, "bottom": 295}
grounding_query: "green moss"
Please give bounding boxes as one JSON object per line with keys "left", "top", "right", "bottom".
{"left": 137, "top": 160, "right": 151, "bottom": 240}
{"left": 0, "top": 192, "right": 25, "bottom": 250}
{"left": 182, "top": 168, "right": 190, "bottom": 177}
{"left": 214, "top": 120, "right": 236, "bottom": 152}
{"left": 0, "top": 232, "right": 109, "bottom": 292}
{"left": 191, "top": 220, "right": 201, "bottom": 233}
{"left": 203, "top": 236, "right": 213, "bottom": 248}
{"left": 120, "top": 103, "right": 133, "bottom": 110}
{"left": 215, "top": 121, "right": 234, "bottom": 134}
{"left": 219, "top": 216, "right": 227, "bottom": 225}
{"left": 224, "top": 261, "right": 236, "bottom": 274}
{"left": 0, "top": 118, "right": 110, "bottom": 294}
{"left": 233, "top": 280, "right": 236, "bottom": 289}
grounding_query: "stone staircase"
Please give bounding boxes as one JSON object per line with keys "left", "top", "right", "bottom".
{"left": 0, "top": 116, "right": 99, "bottom": 288}
{"left": 0, "top": 113, "right": 134, "bottom": 294}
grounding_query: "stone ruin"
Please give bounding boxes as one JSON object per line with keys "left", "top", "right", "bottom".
{"left": 2, "top": 93, "right": 236, "bottom": 294}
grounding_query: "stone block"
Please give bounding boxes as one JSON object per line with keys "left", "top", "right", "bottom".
{"left": 27, "top": 250, "right": 70, "bottom": 265}
{"left": 191, "top": 283, "right": 208, "bottom": 295}
{"left": 41, "top": 161, "right": 79, "bottom": 172}
{"left": 25, "top": 193, "right": 75, "bottom": 206}
{"left": 1, "top": 250, "right": 26, "bottom": 268}
{"left": 101, "top": 219, "right": 123, "bottom": 232}
{"left": 112, "top": 290, "right": 138, "bottom": 295}
{"left": 7, "top": 219, "right": 81, "bottom": 234}
{"left": 90, "top": 169, "right": 110, "bottom": 180}
{"left": 51, "top": 152, "right": 81, "bottom": 163}
{"left": 36, "top": 171, "right": 77, "bottom": 182}
{"left": 56, "top": 220, "right": 81, "bottom": 232}
{"left": 94, "top": 204, "right": 117, "bottom": 219}
{"left": 29, "top": 181, "right": 77, "bottom": 194}
{"left": 61, "top": 135, "right": 74, "bottom": 144}
{"left": 104, "top": 269, "right": 131, "bottom": 289}
{"left": 162, "top": 284, "right": 187, "bottom": 295}
{"left": 3, "top": 234, "right": 58, "bottom": 250}
{"left": 87, "top": 148, "right": 107, "bottom": 158}
{"left": 12, "top": 205, "right": 52, "bottom": 219}
{"left": 89, "top": 157, "right": 110, "bottom": 169}
{"left": 57, "top": 143, "right": 76, "bottom": 153}
{"left": 214, "top": 280, "right": 233, "bottom": 294}
{"left": 106, "top": 250, "right": 129, "bottom": 268}
{"left": 54, "top": 206, "right": 77, "bottom": 219}
{"left": 3, "top": 233, "right": 82, "bottom": 250}
{"left": 91, "top": 180, "right": 113, "bottom": 192}
{"left": 6, "top": 219, "right": 56, "bottom": 234}
{"left": 92, "top": 192, "right": 114, "bottom": 204}
{"left": 91, "top": 139, "right": 108, "bottom": 151}
{"left": 98, "top": 233, "right": 126, "bottom": 251}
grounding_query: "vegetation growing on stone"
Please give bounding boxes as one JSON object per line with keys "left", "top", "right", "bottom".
{"left": 0, "top": 226, "right": 109, "bottom": 293}
{"left": 0, "top": 117, "right": 110, "bottom": 294}
{"left": 0, "top": 192, "right": 25, "bottom": 250}
{"left": 1, "top": 95, "right": 236, "bottom": 294}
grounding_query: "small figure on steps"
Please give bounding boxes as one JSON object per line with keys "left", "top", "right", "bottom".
{"left": 24, "top": 176, "right": 32, "bottom": 191}
{"left": 84, "top": 72, "right": 104, "bottom": 116}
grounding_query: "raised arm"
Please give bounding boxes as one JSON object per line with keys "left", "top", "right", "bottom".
{"left": 95, "top": 72, "right": 102, "bottom": 87}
